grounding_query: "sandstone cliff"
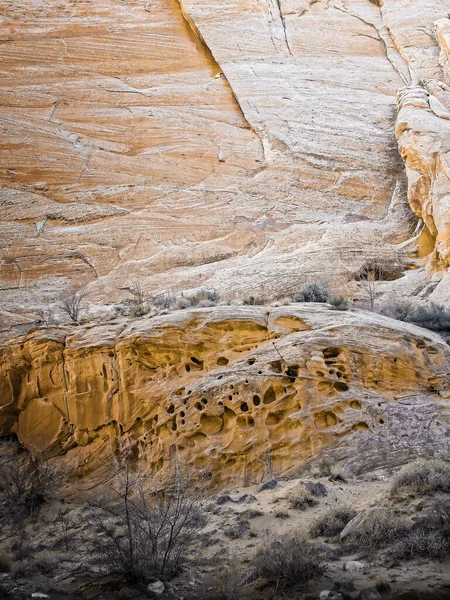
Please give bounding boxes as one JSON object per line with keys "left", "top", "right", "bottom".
{"left": 2, "top": 305, "right": 450, "bottom": 485}
{"left": 2, "top": 1, "right": 450, "bottom": 484}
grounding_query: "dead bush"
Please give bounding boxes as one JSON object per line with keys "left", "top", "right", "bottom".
{"left": 288, "top": 483, "right": 318, "bottom": 510}
{"left": 87, "top": 461, "right": 207, "bottom": 583}
{"left": 0, "top": 445, "right": 59, "bottom": 521}
{"left": 58, "top": 290, "right": 85, "bottom": 322}
{"left": 309, "top": 505, "right": 356, "bottom": 538}
{"left": 344, "top": 508, "right": 409, "bottom": 553}
{"left": 391, "top": 459, "right": 450, "bottom": 497}
{"left": 254, "top": 534, "right": 325, "bottom": 589}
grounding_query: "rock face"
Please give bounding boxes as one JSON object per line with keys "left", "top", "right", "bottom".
{"left": 2, "top": 2, "right": 450, "bottom": 484}
{"left": 1, "top": 305, "right": 450, "bottom": 485}
{"left": 3, "top": 0, "right": 450, "bottom": 335}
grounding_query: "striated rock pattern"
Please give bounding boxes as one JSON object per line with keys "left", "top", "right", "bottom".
{"left": 1, "top": 305, "right": 450, "bottom": 486}
{"left": 5, "top": 0, "right": 450, "bottom": 335}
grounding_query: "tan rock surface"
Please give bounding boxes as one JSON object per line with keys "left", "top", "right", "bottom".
{"left": 1, "top": 305, "right": 449, "bottom": 486}
{"left": 6, "top": 0, "right": 450, "bottom": 336}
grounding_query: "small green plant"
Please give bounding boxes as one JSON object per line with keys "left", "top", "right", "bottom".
{"left": 254, "top": 534, "right": 325, "bottom": 589}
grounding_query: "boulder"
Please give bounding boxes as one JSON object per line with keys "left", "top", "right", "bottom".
{"left": 147, "top": 581, "right": 165, "bottom": 597}
{"left": 343, "top": 560, "right": 365, "bottom": 571}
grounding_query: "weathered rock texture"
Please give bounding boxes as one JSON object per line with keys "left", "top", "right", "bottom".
{"left": 2, "top": 306, "right": 450, "bottom": 485}
{"left": 3, "top": 0, "right": 450, "bottom": 336}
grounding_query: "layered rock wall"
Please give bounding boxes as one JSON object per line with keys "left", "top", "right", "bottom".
{"left": 5, "top": 0, "right": 450, "bottom": 334}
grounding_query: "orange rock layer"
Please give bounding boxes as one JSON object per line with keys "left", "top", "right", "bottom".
{"left": 1, "top": 305, "right": 449, "bottom": 486}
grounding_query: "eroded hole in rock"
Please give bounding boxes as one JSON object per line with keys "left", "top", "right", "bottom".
{"left": 314, "top": 411, "right": 338, "bottom": 428}
{"left": 237, "top": 416, "right": 247, "bottom": 428}
{"left": 172, "top": 417, "right": 177, "bottom": 432}
{"left": 201, "top": 398, "right": 208, "bottom": 405}
{"left": 195, "top": 402, "right": 203, "bottom": 411}
{"left": 353, "top": 422, "right": 370, "bottom": 431}
{"left": 247, "top": 358, "right": 256, "bottom": 365}
{"left": 240, "top": 402, "right": 249, "bottom": 412}
{"left": 253, "top": 395, "right": 261, "bottom": 406}
{"left": 318, "top": 380, "right": 334, "bottom": 392}
{"left": 350, "top": 400, "right": 362, "bottom": 410}
{"left": 167, "top": 404, "right": 175, "bottom": 414}
{"left": 286, "top": 365, "right": 298, "bottom": 379}
{"left": 200, "top": 413, "right": 223, "bottom": 435}
{"left": 263, "top": 387, "right": 276, "bottom": 405}
{"left": 185, "top": 364, "right": 191, "bottom": 372}
{"left": 378, "top": 418, "right": 384, "bottom": 424}
{"left": 323, "top": 347, "right": 341, "bottom": 359}
{"left": 217, "top": 357, "right": 229, "bottom": 366}
{"left": 228, "top": 395, "right": 233, "bottom": 401}
{"left": 248, "top": 416, "right": 255, "bottom": 427}
{"left": 334, "top": 382, "right": 349, "bottom": 392}
{"left": 270, "top": 360, "right": 283, "bottom": 373}
{"left": 180, "top": 411, "right": 185, "bottom": 417}
{"left": 176, "top": 387, "right": 185, "bottom": 396}
{"left": 266, "top": 412, "right": 280, "bottom": 426}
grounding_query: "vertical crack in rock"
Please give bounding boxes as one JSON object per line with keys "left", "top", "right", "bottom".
{"left": 334, "top": 1, "right": 410, "bottom": 85}
{"left": 174, "top": 0, "right": 266, "bottom": 161}
{"left": 269, "top": 0, "right": 293, "bottom": 56}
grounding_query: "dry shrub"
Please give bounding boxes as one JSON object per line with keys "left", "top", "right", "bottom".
{"left": 0, "top": 444, "right": 59, "bottom": 521}
{"left": 254, "top": 534, "right": 325, "bottom": 589}
{"left": 88, "top": 461, "right": 207, "bottom": 583}
{"left": 391, "top": 459, "right": 450, "bottom": 497}
{"left": 344, "top": 508, "right": 409, "bottom": 553}
{"left": 386, "top": 497, "right": 450, "bottom": 560}
{"left": 294, "top": 283, "right": 331, "bottom": 303}
{"left": 309, "top": 505, "right": 356, "bottom": 538}
{"left": 288, "top": 483, "right": 318, "bottom": 510}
